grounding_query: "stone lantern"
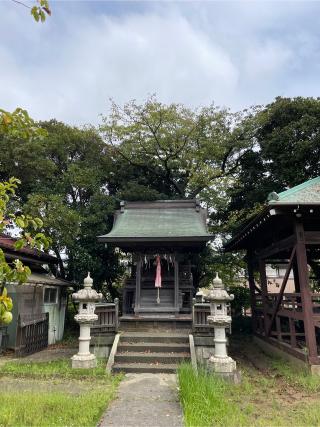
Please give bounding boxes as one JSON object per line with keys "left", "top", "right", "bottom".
{"left": 71, "top": 273, "right": 103, "bottom": 369}
{"left": 204, "top": 273, "right": 238, "bottom": 379}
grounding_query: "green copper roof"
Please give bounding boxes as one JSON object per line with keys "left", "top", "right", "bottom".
{"left": 225, "top": 176, "right": 320, "bottom": 252}
{"left": 99, "top": 202, "right": 212, "bottom": 242}
{"left": 268, "top": 176, "right": 320, "bottom": 205}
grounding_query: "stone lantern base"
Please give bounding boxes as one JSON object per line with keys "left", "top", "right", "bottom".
{"left": 207, "top": 355, "right": 241, "bottom": 384}
{"left": 71, "top": 353, "right": 97, "bottom": 369}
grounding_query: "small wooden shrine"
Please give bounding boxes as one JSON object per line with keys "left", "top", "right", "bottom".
{"left": 225, "top": 177, "right": 320, "bottom": 366}
{"left": 98, "top": 200, "right": 212, "bottom": 317}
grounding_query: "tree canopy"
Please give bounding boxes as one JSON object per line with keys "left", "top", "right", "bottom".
{"left": 102, "top": 98, "right": 255, "bottom": 203}
{"left": 2, "top": 96, "right": 320, "bottom": 290}
{"left": 0, "top": 109, "right": 50, "bottom": 326}
{"left": 226, "top": 96, "right": 320, "bottom": 226}
{"left": 0, "top": 119, "right": 122, "bottom": 295}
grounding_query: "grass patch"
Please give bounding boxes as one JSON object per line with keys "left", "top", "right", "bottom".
{"left": 271, "top": 357, "right": 320, "bottom": 392}
{"left": 0, "top": 381, "right": 120, "bottom": 426}
{"left": 1, "top": 359, "right": 109, "bottom": 379}
{"left": 178, "top": 362, "right": 320, "bottom": 427}
{"left": 0, "top": 358, "right": 122, "bottom": 426}
{"left": 178, "top": 363, "right": 252, "bottom": 427}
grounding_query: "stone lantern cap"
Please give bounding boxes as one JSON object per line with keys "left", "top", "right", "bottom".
{"left": 205, "top": 288, "right": 234, "bottom": 303}
{"left": 72, "top": 273, "right": 103, "bottom": 302}
{"left": 204, "top": 273, "right": 234, "bottom": 303}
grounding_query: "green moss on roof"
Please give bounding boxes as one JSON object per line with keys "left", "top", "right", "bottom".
{"left": 268, "top": 176, "right": 320, "bottom": 205}
{"left": 100, "top": 208, "right": 211, "bottom": 240}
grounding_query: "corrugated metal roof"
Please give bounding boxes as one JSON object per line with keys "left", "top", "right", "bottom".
{"left": 26, "top": 273, "right": 71, "bottom": 287}
{"left": 0, "top": 235, "right": 57, "bottom": 263}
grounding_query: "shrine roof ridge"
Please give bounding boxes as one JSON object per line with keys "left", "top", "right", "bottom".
{"left": 120, "top": 199, "right": 201, "bottom": 210}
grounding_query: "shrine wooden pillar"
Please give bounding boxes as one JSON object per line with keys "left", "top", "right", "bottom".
{"left": 291, "top": 257, "right": 300, "bottom": 348}
{"left": 295, "top": 220, "right": 318, "bottom": 363}
{"left": 259, "top": 258, "right": 270, "bottom": 336}
{"left": 174, "top": 257, "right": 179, "bottom": 314}
{"left": 247, "top": 251, "right": 257, "bottom": 333}
{"left": 134, "top": 257, "right": 142, "bottom": 314}
{"left": 259, "top": 259, "right": 269, "bottom": 336}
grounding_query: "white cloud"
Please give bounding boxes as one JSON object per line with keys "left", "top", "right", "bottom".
{"left": 0, "top": 1, "right": 320, "bottom": 124}
{"left": 244, "top": 41, "right": 294, "bottom": 78}
{"left": 0, "top": 6, "right": 238, "bottom": 124}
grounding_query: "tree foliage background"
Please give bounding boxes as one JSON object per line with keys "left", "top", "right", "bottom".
{"left": 0, "top": 109, "right": 50, "bottom": 325}
{"left": 1, "top": 96, "right": 320, "bottom": 299}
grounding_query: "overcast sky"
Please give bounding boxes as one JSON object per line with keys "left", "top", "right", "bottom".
{"left": 1, "top": 0, "right": 320, "bottom": 125}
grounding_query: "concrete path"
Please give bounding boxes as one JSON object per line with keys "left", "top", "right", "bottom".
{"left": 99, "top": 373, "right": 184, "bottom": 427}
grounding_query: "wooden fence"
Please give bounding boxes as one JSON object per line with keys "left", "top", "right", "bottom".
{"left": 16, "top": 313, "right": 49, "bottom": 356}
{"left": 192, "top": 300, "right": 214, "bottom": 334}
{"left": 253, "top": 292, "right": 320, "bottom": 361}
{"left": 91, "top": 299, "right": 119, "bottom": 335}
{"left": 192, "top": 301, "right": 210, "bottom": 331}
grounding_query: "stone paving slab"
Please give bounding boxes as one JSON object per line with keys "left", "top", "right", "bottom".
{"left": 99, "top": 373, "right": 183, "bottom": 427}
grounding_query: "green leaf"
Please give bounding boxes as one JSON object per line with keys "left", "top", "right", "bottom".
{"left": 34, "top": 218, "right": 43, "bottom": 228}
{"left": 14, "top": 240, "right": 25, "bottom": 251}
{"left": 15, "top": 217, "right": 25, "bottom": 229}
{"left": 31, "top": 7, "right": 40, "bottom": 22}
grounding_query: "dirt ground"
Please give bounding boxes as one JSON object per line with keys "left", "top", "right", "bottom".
{"left": 229, "top": 335, "right": 319, "bottom": 424}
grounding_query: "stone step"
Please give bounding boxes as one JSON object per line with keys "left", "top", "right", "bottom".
{"left": 140, "top": 296, "right": 173, "bottom": 301}
{"left": 115, "top": 351, "right": 190, "bottom": 364}
{"left": 120, "top": 332, "right": 189, "bottom": 344}
{"left": 140, "top": 302, "right": 173, "bottom": 306}
{"left": 112, "top": 362, "right": 179, "bottom": 374}
{"left": 119, "top": 318, "right": 192, "bottom": 332}
{"left": 119, "top": 324, "right": 191, "bottom": 332}
{"left": 139, "top": 310, "right": 177, "bottom": 315}
{"left": 118, "top": 342, "right": 190, "bottom": 353}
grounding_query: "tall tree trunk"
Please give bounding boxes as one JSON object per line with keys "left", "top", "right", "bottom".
{"left": 54, "top": 248, "right": 66, "bottom": 279}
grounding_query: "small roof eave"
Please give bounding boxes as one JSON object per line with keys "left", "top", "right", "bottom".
{"left": 225, "top": 201, "right": 320, "bottom": 252}
{"left": 224, "top": 205, "right": 278, "bottom": 252}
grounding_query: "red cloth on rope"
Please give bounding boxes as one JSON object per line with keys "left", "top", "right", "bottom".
{"left": 155, "top": 255, "right": 162, "bottom": 288}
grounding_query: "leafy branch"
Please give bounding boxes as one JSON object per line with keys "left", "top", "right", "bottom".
{"left": 10, "top": 0, "right": 51, "bottom": 22}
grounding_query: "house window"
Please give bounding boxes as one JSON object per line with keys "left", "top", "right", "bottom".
{"left": 44, "top": 288, "right": 58, "bottom": 304}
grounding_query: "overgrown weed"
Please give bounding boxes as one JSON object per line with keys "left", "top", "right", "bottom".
{"left": 178, "top": 363, "right": 249, "bottom": 427}
{"left": 178, "top": 362, "right": 320, "bottom": 427}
